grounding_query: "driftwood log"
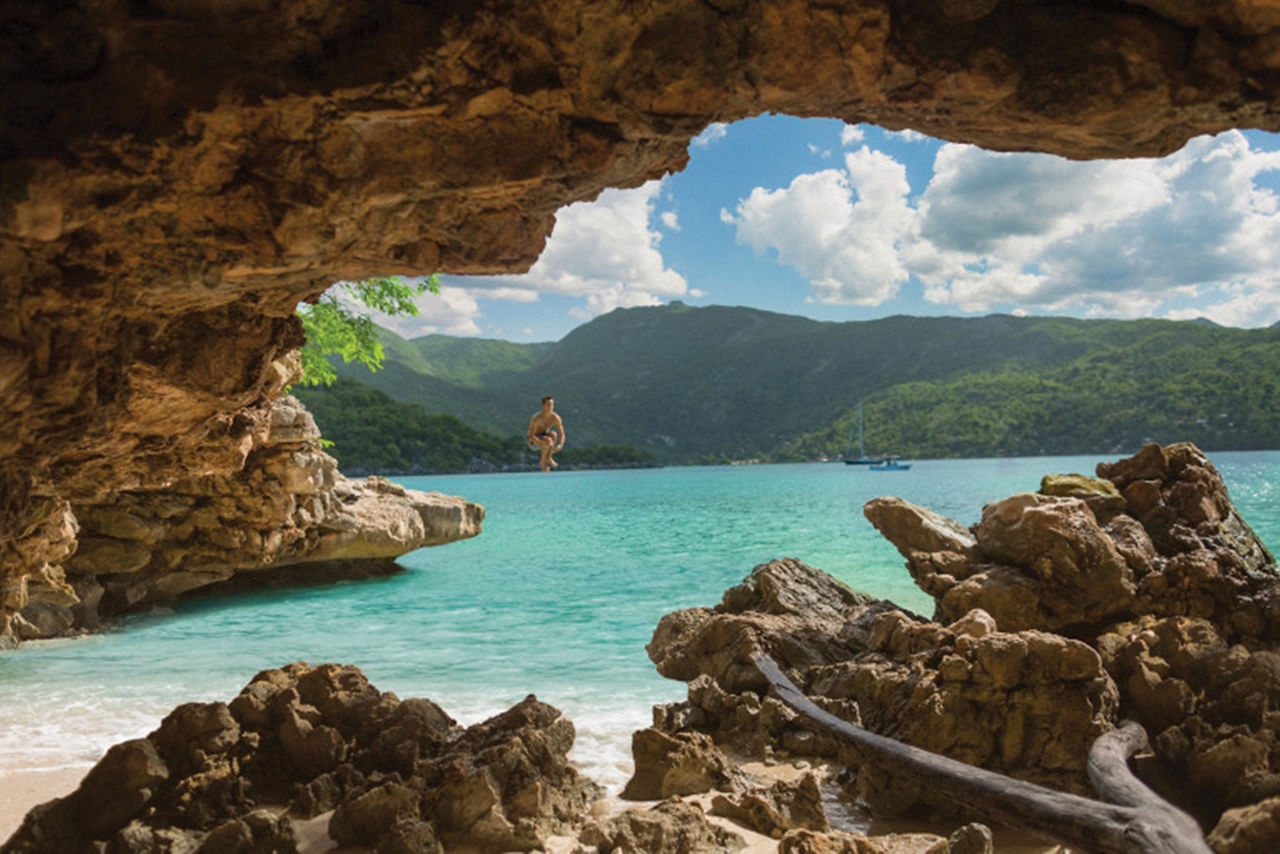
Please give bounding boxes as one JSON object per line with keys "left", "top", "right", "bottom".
{"left": 753, "top": 653, "right": 1210, "bottom": 854}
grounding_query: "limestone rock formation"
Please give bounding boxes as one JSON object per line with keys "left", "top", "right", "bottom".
{"left": 646, "top": 558, "right": 1118, "bottom": 814}
{"left": 864, "top": 442, "right": 1278, "bottom": 639}
{"left": 9, "top": 394, "right": 483, "bottom": 641}
{"left": 2, "top": 662, "right": 601, "bottom": 854}
{"left": 622, "top": 727, "right": 742, "bottom": 801}
{"left": 5, "top": 0, "right": 1280, "bottom": 658}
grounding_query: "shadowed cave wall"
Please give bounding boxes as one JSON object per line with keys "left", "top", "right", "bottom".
{"left": 3, "top": 0, "right": 1280, "bottom": 634}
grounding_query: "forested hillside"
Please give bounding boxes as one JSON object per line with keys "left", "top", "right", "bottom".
{"left": 295, "top": 379, "right": 656, "bottom": 474}
{"left": 330, "top": 303, "right": 1280, "bottom": 462}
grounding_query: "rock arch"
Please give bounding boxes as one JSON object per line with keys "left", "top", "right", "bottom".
{"left": 3, "top": 0, "right": 1280, "bottom": 628}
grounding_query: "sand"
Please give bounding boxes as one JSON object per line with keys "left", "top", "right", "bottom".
{"left": 0, "top": 766, "right": 90, "bottom": 841}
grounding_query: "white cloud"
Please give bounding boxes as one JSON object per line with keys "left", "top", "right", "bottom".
{"left": 840, "top": 124, "right": 866, "bottom": 146}
{"left": 371, "top": 285, "right": 484, "bottom": 338}
{"left": 723, "top": 130, "right": 1280, "bottom": 326}
{"left": 723, "top": 147, "right": 913, "bottom": 305}
{"left": 808, "top": 143, "right": 832, "bottom": 159}
{"left": 692, "top": 123, "right": 728, "bottom": 147}
{"left": 916, "top": 133, "right": 1280, "bottom": 320}
{"left": 886, "top": 128, "right": 927, "bottom": 143}
{"left": 415, "top": 180, "right": 691, "bottom": 328}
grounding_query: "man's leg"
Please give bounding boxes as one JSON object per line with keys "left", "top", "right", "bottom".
{"left": 539, "top": 440, "right": 552, "bottom": 472}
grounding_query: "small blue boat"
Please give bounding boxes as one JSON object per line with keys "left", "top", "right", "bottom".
{"left": 870, "top": 455, "right": 911, "bottom": 471}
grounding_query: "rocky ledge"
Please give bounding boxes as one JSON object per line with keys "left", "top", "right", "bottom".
{"left": 6, "top": 395, "right": 483, "bottom": 644}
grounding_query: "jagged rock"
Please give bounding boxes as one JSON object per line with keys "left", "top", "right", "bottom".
{"left": 866, "top": 443, "right": 1280, "bottom": 642}
{"left": 1098, "top": 615, "right": 1280, "bottom": 811}
{"left": 3, "top": 663, "right": 601, "bottom": 854}
{"left": 778, "top": 828, "right": 948, "bottom": 853}
{"left": 648, "top": 558, "right": 881, "bottom": 693}
{"left": 622, "top": 728, "right": 740, "bottom": 800}
{"left": 1208, "top": 796, "right": 1280, "bottom": 854}
{"left": 577, "top": 798, "right": 745, "bottom": 853}
{"left": 646, "top": 560, "right": 1117, "bottom": 815}
{"left": 709, "top": 772, "right": 830, "bottom": 836}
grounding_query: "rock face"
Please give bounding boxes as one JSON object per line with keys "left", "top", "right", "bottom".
{"left": 2, "top": 662, "right": 600, "bottom": 854}
{"left": 4, "top": 0, "right": 1280, "bottom": 652}
{"left": 858, "top": 443, "right": 1280, "bottom": 841}
{"left": 646, "top": 558, "right": 1117, "bottom": 813}
{"left": 864, "top": 442, "right": 1277, "bottom": 639}
{"left": 9, "top": 395, "right": 483, "bottom": 641}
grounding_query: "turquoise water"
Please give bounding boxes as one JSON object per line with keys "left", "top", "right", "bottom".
{"left": 2, "top": 453, "right": 1277, "bottom": 795}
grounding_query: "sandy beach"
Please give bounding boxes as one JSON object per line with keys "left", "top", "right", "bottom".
{"left": 0, "top": 766, "right": 89, "bottom": 841}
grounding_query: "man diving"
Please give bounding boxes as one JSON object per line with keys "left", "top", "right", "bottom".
{"left": 527, "top": 395, "right": 566, "bottom": 473}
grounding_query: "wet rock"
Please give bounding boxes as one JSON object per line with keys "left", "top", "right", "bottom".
{"left": 577, "top": 798, "right": 745, "bottom": 853}
{"left": 623, "top": 728, "right": 740, "bottom": 800}
{"left": 709, "top": 772, "right": 830, "bottom": 835}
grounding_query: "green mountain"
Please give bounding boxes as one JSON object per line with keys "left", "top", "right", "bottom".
{"left": 330, "top": 303, "right": 1280, "bottom": 462}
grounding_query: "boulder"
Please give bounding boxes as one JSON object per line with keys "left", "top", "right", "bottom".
{"left": 623, "top": 728, "right": 740, "bottom": 800}
{"left": 709, "top": 772, "right": 830, "bottom": 836}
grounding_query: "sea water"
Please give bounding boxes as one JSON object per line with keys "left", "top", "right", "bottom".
{"left": 2, "top": 453, "right": 1277, "bottom": 798}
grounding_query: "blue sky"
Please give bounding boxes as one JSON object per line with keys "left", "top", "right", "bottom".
{"left": 366, "top": 115, "right": 1280, "bottom": 341}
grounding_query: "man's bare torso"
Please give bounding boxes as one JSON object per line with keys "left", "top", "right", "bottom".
{"left": 529, "top": 411, "right": 560, "bottom": 437}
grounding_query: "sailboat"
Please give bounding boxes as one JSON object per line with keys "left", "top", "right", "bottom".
{"left": 843, "top": 400, "right": 881, "bottom": 465}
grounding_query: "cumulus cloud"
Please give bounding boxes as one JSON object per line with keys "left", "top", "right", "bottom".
{"left": 661, "top": 210, "right": 680, "bottom": 230}
{"left": 693, "top": 123, "right": 728, "bottom": 147}
{"left": 840, "top": 124, "right": 865, "bottom": 147}
{"left": 886, "top": 128, "right": 928, "bottom": 143}
{"left": 723, "top": 130, "right": 1280, "bottom": 326}
{"left": 371, "top": 285, "right": 484, "bottom": 338}
{"left": 916, "top": 133, "right": 1280, "bottom": 319}
{"left": 723, "top": 147, "right": 913, "bottom": 304}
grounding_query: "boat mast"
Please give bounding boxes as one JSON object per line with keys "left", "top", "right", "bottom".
{"left": 857, "top": 399, "right": 865, "bottom": 459}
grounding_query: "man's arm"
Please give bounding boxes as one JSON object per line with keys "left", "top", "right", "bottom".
{"left": 554, "top": 413, "right": 565, "bottom": 449}
{"left": 527, "top": 415, "right": 538, "bottom": 441}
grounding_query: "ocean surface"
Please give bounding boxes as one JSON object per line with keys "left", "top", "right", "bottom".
{"left": 3, "top": 452, "right": 1277, "bottom": 804}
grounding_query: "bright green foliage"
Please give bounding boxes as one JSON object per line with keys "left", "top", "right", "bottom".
{"left": 297, "top": 276, "right": 440, "bottom": 386}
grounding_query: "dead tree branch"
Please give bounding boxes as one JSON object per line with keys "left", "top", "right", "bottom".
{"left": 753, "top": 653, "right": 1209, "bottom": 854}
